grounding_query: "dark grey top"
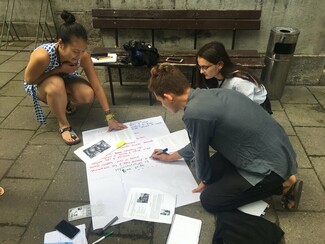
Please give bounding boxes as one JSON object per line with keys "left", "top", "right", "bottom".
{"left": 178, "top": 88, "right": 297, "bottom": 185}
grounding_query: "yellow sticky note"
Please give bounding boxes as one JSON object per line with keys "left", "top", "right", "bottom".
{"left": 116, "top": 140, "right": 126, "bottom": 148}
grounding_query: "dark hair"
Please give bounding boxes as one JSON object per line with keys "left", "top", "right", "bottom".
{"left": 196, "top": 41, "right": 262, "bottom": 87}
{"left": 57, "top": 10, "right": 88, "bottom": 44}
{"left": 148, "top": 65, "right": 190, "bottom": 97}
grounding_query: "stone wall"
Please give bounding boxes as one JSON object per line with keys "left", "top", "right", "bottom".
{"left": 0, "top": 0, "right": 324, "bottom": 84}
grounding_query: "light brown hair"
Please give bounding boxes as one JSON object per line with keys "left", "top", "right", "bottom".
{"left": 148, "top": 65, "right": 190, "bottom": 97}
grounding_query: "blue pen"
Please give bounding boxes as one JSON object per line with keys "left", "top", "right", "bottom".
{"left": 155, "top": 148, "right": 168, "bottom": 155}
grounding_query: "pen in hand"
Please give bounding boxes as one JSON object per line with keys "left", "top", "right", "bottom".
{"left": 155, "top": 148, "right": 168, "bottom": 155}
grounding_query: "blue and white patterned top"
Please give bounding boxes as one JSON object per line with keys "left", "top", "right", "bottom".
{"left": 24, "top": 43, "right": 81, "bottom": 124}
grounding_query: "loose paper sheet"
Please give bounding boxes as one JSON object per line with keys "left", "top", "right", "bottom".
{"left": 44, "top": 224, "right": 87, "bottom": 244}
{"left": 166, "top": 214, "right": 202, "bottom": 244}
{"left": 76, "top": 116, "right": 200, "bottom": 229}
{"left": 152, "top": 129, "right": 190, "bottom": 153}
{"left": 123, "top": 188, "right": 176, "bottom": 224}
{"left": 237, "top": 200, "right": 269, "bottom": 216}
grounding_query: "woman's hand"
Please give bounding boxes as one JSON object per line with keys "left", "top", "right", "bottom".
{"left": 107, "top": 119, "right": 127, "bottom": 131}
{"left": 59, "top": 62, "right": 78, "bottom": 74}
{"left": 192, "top": 181, "right": 206, "bottom": 193}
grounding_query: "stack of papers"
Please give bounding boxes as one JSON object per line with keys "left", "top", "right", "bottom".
{"left": 91, "top": 53, "right": 117, "bottom": 63}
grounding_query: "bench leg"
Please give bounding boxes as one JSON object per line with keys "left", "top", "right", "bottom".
{"left": 118, "top": 67, "right": 123, "bottom": 86}
{"left": 107, "top": 67, "right": 116, "bottom": 105}
{"left": 149, "top": 91, "right": 154, "bottom": 106}
{"left": 192, "top": 67, "right": 198, "bottom": 88}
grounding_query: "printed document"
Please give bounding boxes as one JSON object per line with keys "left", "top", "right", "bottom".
{"left": 123, "top": 188, "right": 176, "bottom": 224}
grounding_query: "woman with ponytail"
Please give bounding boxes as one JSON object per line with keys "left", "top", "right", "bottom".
{"left": 24, "top": 11, "right": 126, "bottom": 145}
{"left": 196, "top": 41, "right": 272, "bottom": 114}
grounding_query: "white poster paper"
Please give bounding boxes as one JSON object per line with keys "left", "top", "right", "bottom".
{"left": 76, "top": 116, "right": 200, "bottom": 229}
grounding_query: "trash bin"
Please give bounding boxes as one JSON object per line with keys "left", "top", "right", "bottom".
{"left": 261, "top": 27, "right": 300, "bottom": 99}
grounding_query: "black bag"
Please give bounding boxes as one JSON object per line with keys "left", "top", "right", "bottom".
{"left": 213, "top": 210, "right": 284, "bottom": 244}
{"left": 122, "top": 40, "right": 159, "bottom": 68}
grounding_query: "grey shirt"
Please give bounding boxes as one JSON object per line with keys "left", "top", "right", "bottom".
{"left": 178, "top": 88, "right": 297, "bottom": 186}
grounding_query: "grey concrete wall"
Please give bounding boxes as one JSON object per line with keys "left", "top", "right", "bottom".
{"left": 0, "top": 0, "right": 324, "bottom": 84}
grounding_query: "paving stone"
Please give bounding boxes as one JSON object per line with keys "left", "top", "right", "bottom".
{"left": 295, "top": 127, "right": 325, "bottom": 155}
{"left": 0, "top": 72, "right": 16, "bottom": 88}
{"left": 44, "top": 161, "right": 89, "bottom": 201}
{"left": 0, "top": 51, "right": 17, "bottom": 56}
{"left": 0, "top": 106, "right": 41, "bottom": 130}
{"left": 308, "top": 86, "right": 325, "bottom": 108}
{"left": 0, "top": 159, "right": 13, "bottom": 179}
{"left": 0, "top": 55, "right": 11, "bottom": 64}
{"left": 125, "top": 105, "right": 166, "bottom": 123}
{"left": 79, "top": 107, "right": 108, "bottom": 132}
{"left": 274, "top": 169, "right": 325, "bottom": 211}
{"left": 272, "top": 110, "right": 295, "bottom": 135}
{"left": 277, "top": 212, "right": 325, "bottom": 244}
{"left": 0, "top": 80, "right": 27, "bottom": 96}
{"left": 0, "top": 60, "right": 26, "bottom": 73}
{"left": 288, "top": 136, "right": 312, "bottom": 168}
{"left": 152, "top": 223, "right": 171, "bottom": 244}
{"left": 283, "top": 104, "right": 325, "bottom": 127}
{"left": 9, "top": 51, "right": 31, "bottom": 61}
{"left": 281, "top": 86, "right": 318, "bottom": 104}
{"left": 12, "top": 69, "right": 25, "bottom": 81}
{"left": 0, "top": 96, "right": 23, "bottom": 117}
{"left": 91, "top": 237, "right": 151, "bottom": 244}
{"left": 119, "top": 220, "right": 153, "bottom": 237}
{"left": 309, "top": 156, "right": 325, "bottom": 187}
{"left": 0, "top": 178, "right": 50, "bottom": 225}
{"left": 270, "top": 100, "right": 283, "bottom": 111}
{"left": 19, "top": 96, "right": 35, "bottom": 106}
{"left": 20, "top": 201, "right": 91, "bottom": 244}
{"left": 0, "top": 129, "right": 34, "bottom": 159}
{"left": 0, "top": 225, "right": 26, "bottom": 244}
{"left": 7, "top": 144, "right": 66, "bottom": 179}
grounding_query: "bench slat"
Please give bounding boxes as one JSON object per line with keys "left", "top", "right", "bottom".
{"left": 93, "top": 19, "right": 260, "bottom": 30}
{"left": 92, "top": 47, "right": 261, "bottom": 58}
{"left": 92, "top": 9, "right": 261, "bottom": 19}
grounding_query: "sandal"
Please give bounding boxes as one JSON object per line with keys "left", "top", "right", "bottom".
{"left": 59, "top": 127, "right": 81, "bottom": 145}
{"left": 66, "top": 101, "right": 76, "bottom": 115}
{"left": 0, "top": 187, "right": 4, "bottom": 196}
{"left": 281, "top": 180, "right": 303, "bottom": 210}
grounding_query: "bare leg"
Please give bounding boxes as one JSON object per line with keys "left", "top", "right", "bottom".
{"left": 37, "top": 75, "right": 79, "bottom": 144}
{"left": 65, "top": 77, "right": 94, "bottom": 104}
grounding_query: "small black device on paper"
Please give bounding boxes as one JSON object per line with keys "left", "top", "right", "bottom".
{"left": 55, "top": 220, "right": 80, "bottom": 239}
{"left": 165, "top": 57, "right": 184, "bottom": 63}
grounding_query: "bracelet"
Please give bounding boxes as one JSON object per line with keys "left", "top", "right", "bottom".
{"left": 105, "top": 113, "right": 115, "bottom": 122}
{"left": 104, "top": 110, "right": 111, "bottom": 115}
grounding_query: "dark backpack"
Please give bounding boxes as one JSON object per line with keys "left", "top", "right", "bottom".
{"left": 122, "top": 40, "right": 159, "bottom": 68}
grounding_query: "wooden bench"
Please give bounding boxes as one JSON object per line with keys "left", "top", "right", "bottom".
{"left": 91, "top": 9, "right": 265, "bottom": 105}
